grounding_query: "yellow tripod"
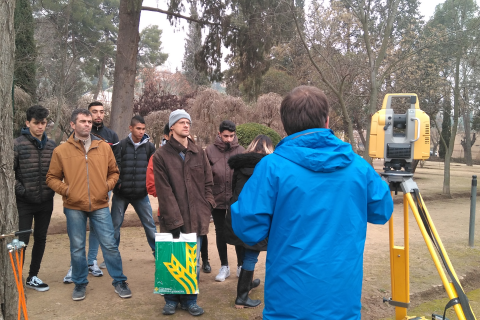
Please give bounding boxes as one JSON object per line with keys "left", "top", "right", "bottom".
{"left": 383, "top": 172, "right": 476, "bottom": 320}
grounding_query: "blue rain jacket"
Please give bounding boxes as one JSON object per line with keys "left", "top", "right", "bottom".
{"left": 231, "top": 128, "right": 393, "bottom": 320}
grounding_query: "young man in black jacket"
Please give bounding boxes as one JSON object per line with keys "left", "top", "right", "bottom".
{"left": 111, "top": 115, "right": 157, "bottom": 253}
{"left": 14, "top": 105, "right": 56, "bottom": 291}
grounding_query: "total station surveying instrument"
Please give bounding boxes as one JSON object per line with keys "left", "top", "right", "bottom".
{"left": 369, "top": 94, "right": 476, "bottom": 320}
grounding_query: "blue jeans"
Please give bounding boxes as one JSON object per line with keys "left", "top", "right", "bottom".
{"left": 64, "top": 207, "right": 127, "bottom": 286}
{"left": 111, "top": 194, "right": 157, "bottom": 251}
{"left": 87, "top": 191, "right": 111, "bottom": 264}
{"left": 243, "top": 249, "right": 260, "bottom": 271}
{"left": 164, "top": 235, "right": 202, "bottom": 307}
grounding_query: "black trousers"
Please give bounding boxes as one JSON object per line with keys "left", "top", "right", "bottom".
{"left": 17, "top": 199, "right": 53, "bottom": 278}
{"left": 212, "top": 208, "right": 244, "bottom": 267}
{"left": 201, "top": 234, "right": 208, "bottom": 262}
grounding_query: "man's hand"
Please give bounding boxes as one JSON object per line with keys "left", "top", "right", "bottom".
{"left": 170, "top": 227, "right": 181, "bottom": 239}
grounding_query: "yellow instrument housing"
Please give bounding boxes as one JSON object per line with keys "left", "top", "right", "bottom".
{"left": 369, "top": 94, "right": 430, "bottom": 162}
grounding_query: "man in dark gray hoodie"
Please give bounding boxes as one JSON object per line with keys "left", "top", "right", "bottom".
{"left": 205, "top": 120, "right": 245, "bottom": 281}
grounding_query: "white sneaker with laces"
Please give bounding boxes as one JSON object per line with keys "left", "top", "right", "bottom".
{"left": 215, "top": 265, "right": 230, "bottom": 282}
{"left": 88, "top": 260, "right": 103, "bottom": 277}
{"left": 237, "top": 266, "right": 242, "bottom": 277}
{"left": 26, "top": 276, "right": 49, "bottom": 291}
{"left": 63, "top": 266, "right": 73, "bottom": 284}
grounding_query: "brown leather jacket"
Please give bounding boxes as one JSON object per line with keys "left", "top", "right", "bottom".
{"left": 153, "top": 136, "right": 215, "bottom": 235}
{"left": 46, "top": 134, "right": 119, "bottom": 212}
{"left": 205, "top": 135, "right": 244, "bottom": 209}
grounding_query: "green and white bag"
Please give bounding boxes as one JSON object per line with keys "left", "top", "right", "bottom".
{"left": 154, "top": 232, "right": 198, "bottom": 295}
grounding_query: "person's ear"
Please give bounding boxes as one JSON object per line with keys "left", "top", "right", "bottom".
{"left": 325, "top": 116, "right": 329, "bottom": 129}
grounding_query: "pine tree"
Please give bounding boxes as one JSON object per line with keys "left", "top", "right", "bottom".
{"left": 182, "top": 3, "right": 210, "bottom": 89}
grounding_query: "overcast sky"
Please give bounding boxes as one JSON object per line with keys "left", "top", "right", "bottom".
{"left": 139, "top": 0, "right": 445, "bottom": 73}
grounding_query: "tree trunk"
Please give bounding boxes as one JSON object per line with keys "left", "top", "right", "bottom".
{"left": 364, "top": 69, "right": 379, "bottom": 163}
{"left": 0, "top": 0, "right": 20, "bottom": 319}
{"left": 443, "top": 55, "right": 461, "bottom": 196}
{"left": 51, "top": 0, "right": 72, "bottom": 145}
{"left": 110, "top": 0, "right": 143, "bottom": 140}
{"left": 462, "top": 102, "right": 473, "bottom": 166}
{"left": 93, "top": 55, "right": 105, "bottom": 101}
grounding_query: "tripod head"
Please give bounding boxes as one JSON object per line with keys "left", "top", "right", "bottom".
{"left": 369, "top": 94, "right": 430, "bottom": 173}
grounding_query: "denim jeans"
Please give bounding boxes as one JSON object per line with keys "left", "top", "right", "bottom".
{"left": 242, "top": 249, "right": 260, "bottom": 271}
{"left": 64, "top": 207, "right": 127, "bottom": 286}
{"left": 111, "top": 194, "right": 157, "bottom": 251}
{"left": 87, "top": 190, "right": 111, "bottom": 264}
{"left": 164, "top": 235, "right": 202, "bottom": 307}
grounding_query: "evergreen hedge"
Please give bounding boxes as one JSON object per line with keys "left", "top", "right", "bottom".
{"left": 236, "top": 123, "right": 282, "bottom": 148}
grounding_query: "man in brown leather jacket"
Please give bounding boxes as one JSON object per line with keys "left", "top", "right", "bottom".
{"left": 153, "top": 109, "right": 215, "bottom": 316}
{"left": 205, "top": 120, "right": 245, "bottom": 282}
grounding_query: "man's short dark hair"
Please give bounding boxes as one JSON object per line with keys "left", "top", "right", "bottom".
{"left": 71, "top": 109, "right": 92, "bottom": 123}
{"left": 219, "top": 120, "right": 236, "bottom": 133}
{"left": 26, "top": 105, "right": 49, "bottom": 122}
{"left": 130, "top": 115, "right": 145, "bottom": 126}
{"left": 87, "top": 101, "right": 103, "bottom": 110}
{"left": 163, "top": 123, "right": 170, "bottom": 136}
{"left": 280, "top": 86, "right": 329, "bottom": 135}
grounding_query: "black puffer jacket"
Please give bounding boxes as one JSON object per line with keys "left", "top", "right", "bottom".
{"left": 14, "top": 129, "right": 56, "bottom": 204}
{"left": 224, "top": 152, "right": 268, "bottom": 251}
{"left": 91, "top": 123, "right": 119, "bottom": 147}
{"left": 113, "top": 134, "right": 155, "bottom": 200}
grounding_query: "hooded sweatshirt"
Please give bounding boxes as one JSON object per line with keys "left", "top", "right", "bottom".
{"left": 205, "top": 134, "right": 244, "bottom": 209}
{"left": 231, "top": 128, "right": 393, "bottom": 320}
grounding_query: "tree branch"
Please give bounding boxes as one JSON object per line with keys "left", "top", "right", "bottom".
{"left": 141, "top": 6, "right": 238, "bottom": 30}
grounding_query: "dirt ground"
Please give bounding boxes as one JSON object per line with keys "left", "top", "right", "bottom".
{"left": 19, "top": 159, "right": 480, "bottom": 319}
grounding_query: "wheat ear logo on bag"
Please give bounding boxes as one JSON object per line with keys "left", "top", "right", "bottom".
{"left": 154, "top": 233, "right": 199, "bottom": 295}
{"left": 163, "top": 243, "right": 198, "bottom": 293}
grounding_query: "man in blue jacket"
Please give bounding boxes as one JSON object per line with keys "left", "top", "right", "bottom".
{"left": 231, "top": 86, "right": 393, "bottom": 319}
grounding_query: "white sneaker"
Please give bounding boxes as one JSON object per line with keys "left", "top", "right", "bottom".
{"left": 63, "top": 266, "right": 73, "bottom": 283}
{"left": 215, "top": 266, "right": 230, "bottom": 282}
{"left": 237, "top": 266, "right": 242, "bottom": 277}
{"left": 99, "top": 261, "right": 106, "bottom": 269}
{"left": 88, "top": 260, "right": 103, "bottom": 277}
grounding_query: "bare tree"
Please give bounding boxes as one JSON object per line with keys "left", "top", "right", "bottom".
{"left": 188, "top": 89, "right": 248, "bottom": 146}
{"left": 0, "top": 0, "right": 20, "bottom": 319}
{"left": 255, "top": 93, "right": 286, "bottom": 137}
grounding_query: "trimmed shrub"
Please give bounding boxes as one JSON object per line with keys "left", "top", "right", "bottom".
{"left": 236, "top": 123, "right": 282, "bottom": 148}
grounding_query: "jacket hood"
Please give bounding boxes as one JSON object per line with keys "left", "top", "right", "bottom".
{"left": 274, "top": 128, "right": 354, "bottom": 173}
{"left": 213, "top": 134, "right": 240, "bottom": 152}
{"left": 128, "top": 133, "right": 150, "bottom": 147}
{"left": 228, "top": 152, "right": 267, "bottom": 170}
{"left": 21, "top": 127, "right": 47, "bottom": 149}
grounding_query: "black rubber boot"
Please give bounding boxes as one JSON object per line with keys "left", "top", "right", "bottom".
{"left": 251, "top": 271, "right": 260, "bottom": 290}
{"left": 235, "top": 269, "right": 261, "bottom": 309}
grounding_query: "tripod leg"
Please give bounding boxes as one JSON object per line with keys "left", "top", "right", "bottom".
{"left": 389, "top": 193, "right": 410, "bottom": 320}
{"left": 406, "top": 191, "right": 476, "bottom": 320}
{"left": 8, "top": 251, "right": 22, "bottom": 320}
{"left": 15, "top": 250, "right": 28, "bottom": 320}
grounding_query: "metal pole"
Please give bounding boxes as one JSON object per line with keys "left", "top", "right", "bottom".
{"left": 468, "top": 175, "right": 477, "bottom": 247}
